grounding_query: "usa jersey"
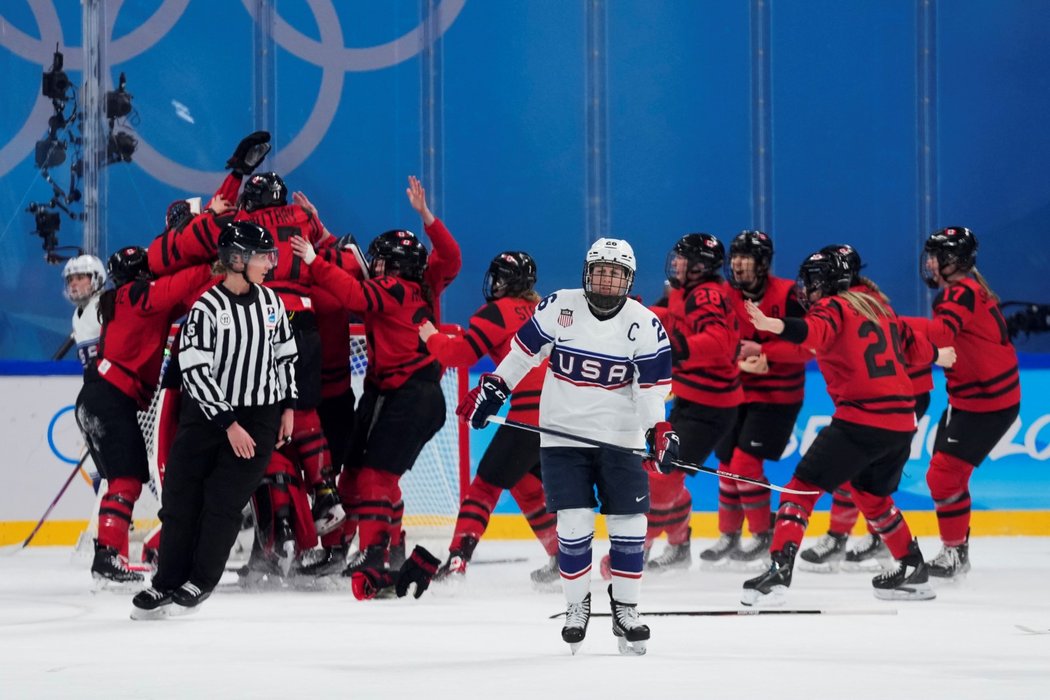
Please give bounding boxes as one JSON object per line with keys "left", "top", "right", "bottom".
{"left": 495, "top": 290, "right": 672, "bottom": 449}
{"left": 905, "top": 277, "right": 1020, "bottom": 412}
{"left": 72, "top": 295, "right": 102, "bottom": 371}
{"left": 425, "top": 295, "right": 545, "bottom": 425}
{"left": 800, "top": 294, "right": 935, "bottom": 432}
{"left": 726, "top": 274, "right": 808, "bottom": 404}
{"left": 655, "top": 279, "right": 742, "bottom": 408}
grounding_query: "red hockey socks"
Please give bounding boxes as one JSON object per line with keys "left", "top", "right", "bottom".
{"left": 354, "top": 467, "right": 400, "bottom": 549}
{"left": 288, "top": 409, "right": 331, "bottom": 488}
{"left": 716, "top": 467, "right": 744, "bottom": 534}
{"left": 926, "top": 451, "right": 975, "bottom": 546}
{"left": 730, "top": 450, "right": 771, "bottom": 535}
{"left": 828, "top": 484, "right": 861, "bottom": 536}
{"left": 451, "top": 476, "right": 502, "bottom": 549}
{"left": 852, "top": 490, "right": 914, "bottom": 559}
{"left": 770, "top": 478, "right": 821, "bottom": 553}
{"left": 509, "top": 473, "right": 558, "bottom": 556}
{"left": 646, "top": 471, "right": 691, "bottom": 546}
{"left": 97, "top": 477, "right": 143, "bottom": 557}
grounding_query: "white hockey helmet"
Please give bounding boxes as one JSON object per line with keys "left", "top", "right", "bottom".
{"left": 583, "top": 238, "right": 636, "bottom": 314}
{"left": 62, "top": 254, "right": 107, "bottom": 305}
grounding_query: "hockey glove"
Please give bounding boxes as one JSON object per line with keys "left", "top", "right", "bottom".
{"left": 456, "top": 373, "right": 510, "bottom": 429}
{"left": 668, "top": 330, "right": 690, "bottom": 366}
{"left": 350, "top": 566, "right": 395, "bottom": 601}
{"left": 395, "top": 545, "right": 441, "bottom": 599}
{"left": 226, "top": 131, "right": 272, "bottom": 177}
{"left": 644, "top": 421, "right": 680, "bottom": 474}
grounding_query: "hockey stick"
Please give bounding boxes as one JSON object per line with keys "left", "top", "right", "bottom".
{"left": 19, "top": 452, "right": 90, "bottom": 549}
{"left": 549, "top": 608, "right": 898, "bottom": 619}
{"left": 486, "top": 416, "right": 819, "bottom": 495}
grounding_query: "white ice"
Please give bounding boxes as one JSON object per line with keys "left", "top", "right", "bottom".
{"left": 1, "top": 537, "right": 1048, "bottom": 700}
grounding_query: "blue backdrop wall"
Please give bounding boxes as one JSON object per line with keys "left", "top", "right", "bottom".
{"left": 2, "top": 0, "right": 1050, "bottom": 359}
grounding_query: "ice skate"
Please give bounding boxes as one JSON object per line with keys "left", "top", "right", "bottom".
{"left": 873, "top": 539, "right": 936, "bottom": 601}
{"left": 926, "top": 533, "right": 970, "bottom": 580}
{"left": 561, "top": 593, "right": 591, "bottom": 655}
{"left": 741, "top": 543, "right": 796, "bottom": 606}
{"left": 609, "top": 585, "right": 649, "bottom": 656}
{"left": 435, "top": 535, "right": 478, "bottom": 582}
{"left": 296, "top": 545, "right": 348, "bottom": 578}
{"left": 310, "top": 484, "right": 346, "bottom": 537}
{"left": 170, "top": 581, "right": 211, "bottom": 616}
{"left": 130, "top": 586, "right": 173, "bottom": 621}
{"left": 730, "top": 530, "right": 772, "bottom": 569}
{"left": 530, "top": 555, "right": 560, "bottom": 591}
{"left": 91, "top": 541, "right": 144, "bottom": 587}
{"left": 647, "top": 529, "right": 691, "bottom": 574}
{"left": 842, "top": 533, "right": 893, "bottom": 571}
{"left": 273, "top": 516, "right": 297, "bottom": 577}
{"left": 389, "top": 530, "right": 407, "bottom": 571}
{"left": 798, "top": 532, "right": 847, "bottom": 573}
{"left": 699, "top": 531, "right": 740, "bottom": 567}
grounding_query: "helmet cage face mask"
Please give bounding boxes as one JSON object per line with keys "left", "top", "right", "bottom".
{"left": 726, "top": 231, "right": 773, "bottom": 290}
{"left": 63, "top": 255, "right": 106, "bottom": 304}
{"left": 218, "top": 222, "right": 278, "bottom": 273}
{"left": 482, "top": 251, "right": 537, "bottom": 302}
{"left": 582, "top": 238, "right": 636, "bottom": 313}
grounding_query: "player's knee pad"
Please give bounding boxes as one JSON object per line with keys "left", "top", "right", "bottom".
{"left": 556, "top": 507, "right": 595, "bottom": 541}
{"left": 925, "top": 451, "right": 974, "bottom": 499}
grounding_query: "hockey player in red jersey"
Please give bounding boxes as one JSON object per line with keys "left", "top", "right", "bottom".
{"left": 75, "top": 247, "right": 214, "bottom": 585}
{"left": 290, "top": 176, "right": 461, "bottom": 600}
{"left": 740, "top": 249, "right": 955, "bottom": 605}
{"left": 647, "top": 233, "right": 742, "bottom": 570}
{"left": 904, "top": 227, "right": 1020, "bottom": 579}
{"left": 711, "top": 230, "right": 809, "bottom": 567}
{"left": 406, "top": 251, "right": 558, "bottom": 588}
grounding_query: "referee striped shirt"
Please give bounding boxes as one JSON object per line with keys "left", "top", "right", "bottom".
{"left": 180, "top": 283, "right": 298, "bottom": 429}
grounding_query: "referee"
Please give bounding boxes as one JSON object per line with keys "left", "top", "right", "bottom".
{"left": 132, "top": 221, "right": 298, "bottom": 620}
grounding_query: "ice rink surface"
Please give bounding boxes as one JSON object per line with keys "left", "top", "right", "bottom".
{"left": 1, "top": 537, "right": 1048, "bottom": 700}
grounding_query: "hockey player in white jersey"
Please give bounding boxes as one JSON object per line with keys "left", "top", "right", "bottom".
{"left": 64, "top": 255, "right": 107, "bottom": 491}
{"left": 458, "top": 238, "right": 675, "bottom": 655}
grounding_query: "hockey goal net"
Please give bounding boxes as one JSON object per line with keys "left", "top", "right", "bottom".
{"left": 78, "top": 322, "right": 470, "bottom": 562}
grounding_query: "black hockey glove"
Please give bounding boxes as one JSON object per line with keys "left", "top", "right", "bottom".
{"left": 395, "top": 545, "right": 441, "bottom": 599}
{"left": 456, "top": 373, "right": 509, "bottom": 430}
{"left": 644, "top": 421, "right": 680, "bottom": 474}
{"left": 350, "top": 566, "right": 395, "bottom": 601}
{"left": 226, "top": 131, "right": 272, "bottom": 177}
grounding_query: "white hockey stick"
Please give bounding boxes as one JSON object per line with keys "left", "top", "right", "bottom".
{"left": 550, "top": 608, "right": 898, "bottom": 619}
{"left": 486, "top": 416, "right": 820, "bottom": 495}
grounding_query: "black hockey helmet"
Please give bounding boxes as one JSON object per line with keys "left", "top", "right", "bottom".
{"left": 106, "top": 246, "right": 151, "bottom": 287}
{"left": 819, "top": 243, "right": 863, "bottom": 285}
{"left": 239, "top": 172, "right": 288, "bottom": 213}
{"left": 666, "top": 233, "right": 724, "bottom": 289}
{"left": 726, "top": 230, "right": 774, "bottom": 289}
{"left": 796, "top": 250, "right": 853, "bottom": 307}
{"left": 921, "top": 226, "right": 978, "bottom": 289}
{"left": 482, "top": 251, "right": 538, "bottom": 302}
{"left": 165, "top": 199, "right": 193, "bottom": 231}
{"left": 218, "top": 221, "right": 277, "bottom": 270}
{"left": 367, "top": 229, "right": 428, "bottom": 282}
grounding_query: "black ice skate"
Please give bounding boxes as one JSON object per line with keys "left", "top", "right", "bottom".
{"left": 530, "top": 555, "right": 560, "bottom": 590}
{"left": 170, "top": 581, "right": 212, "bottom": 615}
{"left": 435, "top": 535, "right": 478, "bottom": 581}
{"left": 872, "top": 539, "right": 936, "bottom": 601}
{"left": 91, "top": 541, "right": 144, "bottom": 586}
{"left": 699, "top": 531, "right": 741, "bottom": 566}
{"left": 609, "top": 585, "right": 649, "bottom": 656}
{"left": 926, "top": 531, "right": 970, "bottom": 580}
{"left": 130, "top": 586, "right": 173, "bottom": 621}
{"left": 311, "top": 483, "right": 346, "bottom": 537}
{"left": 741, "top": 543, "right": 796, "bottom": 607}
{"left": 274, "top": 516, "right": 297, "bottom": 577}
{"left": 730, "top": 530, "right": 773, "bottom": 567}
{"left": 647, "top": 528, "right": 691, "bottom": 574}
{"left": 561, "top": 592, "right": 591, "bottom": 655}
{"left": 842, "top": 533, "right": 893, "bottom": 571}
{"left": 296, "top": 545, "right": 348, "bottom": 577}
{"left": 342, "top": 533, "right": 392, "bottom": 594}
{"left": 798, "top": 532, "right": 848, "bottom": 573}
{"left": 389, "top": 530, "right": 407, "bottom": 571}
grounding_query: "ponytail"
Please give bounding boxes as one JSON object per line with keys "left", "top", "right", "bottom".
{"left": 857, "top": 275, "right": 890, "bottom": 305}
{"left": 839, "top": 290, "right": 892, "bottom": 324}
{"left": 971, "top": 268, "right": 1000, "bottom": 303}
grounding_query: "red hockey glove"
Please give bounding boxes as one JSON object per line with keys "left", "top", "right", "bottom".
{"left": 395, "top": 545, "right": 441, "bottom": 599}
{"left": 456, "top": 373, "right": 510, "bottom": 429}
{"left": 226, "top": 131, "right": 271, "bottom": 177}
{"left": 351, "top": 566, "right": 394, "bottom": 601}
{"left": 644, "top": 421, "right": 680, "bottom": 474}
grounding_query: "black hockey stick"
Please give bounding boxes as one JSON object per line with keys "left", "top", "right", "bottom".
{"left": 549, "top": 608, "right": 898, "bottom": 619}
{"left": 20, "top": 452, "right": 91, "bottom": 549}
{"left": 487, "top": 416, "right": 819, "bottom": 495}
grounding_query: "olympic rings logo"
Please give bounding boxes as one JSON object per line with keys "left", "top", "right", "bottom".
{"left": 0, "top": 0, "right": 466, "bottom": 190}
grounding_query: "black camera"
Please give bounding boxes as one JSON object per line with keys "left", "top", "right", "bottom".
{"left": 1004, "top": 303, "right": 1050, "bottom": 340}
{"left": 41, "top": 49, "right": 71, "bottom": 101}
{"left": 107, "top": 131, "right": 138, "bottom": 163}
{"left": 26, "top": 203, "right": 61, "bottom": 250}
{"left": 34, "top": 137, "right": 67, "bottom": 169}
{"left": 105, "top": 72, "right": 133, "bottom": 119}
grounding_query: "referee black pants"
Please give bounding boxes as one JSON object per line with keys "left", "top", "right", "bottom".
{"left": 154, "top": 400, "right": 279, "bottom": 593}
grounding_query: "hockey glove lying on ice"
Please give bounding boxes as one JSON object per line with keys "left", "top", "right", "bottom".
{"left": 456, "top": 373, "right": 509, "bottom": 429}
{"left": 395, "top": 545, "right": 442, "bottom": 599}
{"left": 351, "top": 567, "right": 395, "bottom": 601}
{"left": 644, "top": 421, "right": 680, "bottom": 474}
{"left": 226, "top": 131, "right": 272, "bottom": 177}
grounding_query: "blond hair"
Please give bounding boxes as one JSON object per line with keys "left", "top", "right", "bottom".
{"left": 839, "top": 290, "right": 892, "bottom": 324}
{"left": 971, "top": 268, "right": 1000, "bottom": 303}
{"left": 857, "top": 275, "right": 890, "bottom": 305}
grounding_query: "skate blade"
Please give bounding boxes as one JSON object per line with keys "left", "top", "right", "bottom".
{"left": 92, "top": 574, "right": 144, "bottom": 592}
{"left": 841, "top": 558, "right": 892, "bottom": 573}
{"left": 569, "top": 641, "right": 584, "bottom": 656}
{"left": 617, "top": 637, "right": 647, "bottom": 656}
{"left": 872, "top": 584, "right": 936, "bottom": 601}
{"left": 645, "top": 563, "right": 692, "bottom": 576}
{"left": 531, "top": 579, "right": 562, "bottom": 593}
{"left": 797, "top": 558, "right": 843, "bottom": 574}
{"left": 740, "top": 584, "right": 788, "bottom": 607}
{"left": 130, "top": 605, "right": 170, "bottom": 621}
{"left": 167, "top": 603, "right": 204, "bottom": 617}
